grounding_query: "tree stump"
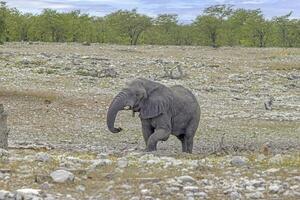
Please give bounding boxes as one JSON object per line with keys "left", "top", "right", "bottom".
{"left": 0, "top": 104, "right": 8, "bottom": 149}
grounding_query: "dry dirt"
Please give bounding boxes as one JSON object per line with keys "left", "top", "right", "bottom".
{"left": 0, "top": 43, "right": 299, "bottom": 199}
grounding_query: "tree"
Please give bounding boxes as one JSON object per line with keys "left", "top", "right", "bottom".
{"left": 106, "top": 9, "right": 151, "bottom": 45}
{"left": 272, "top": 12, "right": 297, "bottom": 47}
{"left": 0, "top": 1, "right": 7, "bottom": 43}
{"left": 194, "top": 5, "right": 233, "bottom": 47}
{"left": 241, "top": 9, "right": 270, "bottom": 47}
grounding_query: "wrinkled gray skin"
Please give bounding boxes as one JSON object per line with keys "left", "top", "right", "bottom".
{"left": 107, "top": 78, "right": 200, "bottom": 153}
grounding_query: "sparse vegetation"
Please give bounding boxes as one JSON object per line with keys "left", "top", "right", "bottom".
{"left": 0, "top": 43, "right": 299, "bottom": 199}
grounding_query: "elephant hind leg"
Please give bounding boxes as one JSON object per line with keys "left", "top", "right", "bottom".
{"left": 182, "top": 119, "right": 199, "bottom": 153}
{"left": 177, "top": 134, "right": 188, "bottom": 152}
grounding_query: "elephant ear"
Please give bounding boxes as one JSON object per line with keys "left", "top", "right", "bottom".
{"left": 140, "top": 95, "right": 168, "bottom": 119}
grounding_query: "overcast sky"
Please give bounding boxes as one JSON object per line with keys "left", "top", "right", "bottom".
{"left": 5, "top": 0, "right": 300, "bottom": 23}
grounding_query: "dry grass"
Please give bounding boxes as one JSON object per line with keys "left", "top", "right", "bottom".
{"left": 0, "top": 88, "right": 60, "bottom": 101}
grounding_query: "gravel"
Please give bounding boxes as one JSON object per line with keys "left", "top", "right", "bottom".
{"left": 0, "top": 43, "right": 299, "bottom": 199}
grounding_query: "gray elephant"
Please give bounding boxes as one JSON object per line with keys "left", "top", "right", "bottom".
{"left": 106, "top": 78, "right": 200, "bottom": 153}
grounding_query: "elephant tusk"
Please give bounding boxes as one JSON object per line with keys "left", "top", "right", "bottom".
{"left": 124, "top": 106, "right": 131, "bottom": 110}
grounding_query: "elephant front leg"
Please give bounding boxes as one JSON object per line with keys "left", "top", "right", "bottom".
{"left": 141, "top": 120, "right": 154, "bottom": 148}
{"left": 146, "top": 128, "right": 170, "bottom": 152}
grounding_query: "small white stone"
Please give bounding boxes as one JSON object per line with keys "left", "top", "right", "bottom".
{"left": 176, "top": 175, "right": 196, "bottom": 184}
{"left": 88, "top": 159, "right": 112, "bottom": 171}
{"left": 141, "top": 189, "right": 150, "bottom": 195}
{"left": 230, "top": 156, "right": 248, "bottom": 166}
{"left": 0, "top": 149, "right": 9, "bottom": 157}
{"left": 16, "top": 188, "right": 41, "bottom": 199}
{"left": 76, "top": 185, "right": 85, "bottom": 192}
{"left": 265, "top": 168, "right": 280, "bottom": 173}
{"left": 0, "top": 190, "right": 12, "bottom": 199}
{"left": 35, "top": 152, "right": 51, "bottom": 162}
{"left": 50, "top": 170, "right": 75, "bottom": 183}
{"left": 229, "top": 191, "right": 241, "bottom": 200}
{"left": 117, "top": 158, "right": 128, "bottom": 168}
{"left": 183, "top": 186, "right": 199, "bottom": 193}
{"left": 246, "top": 192, "right": 264, "bottom": 199}
{"left": 269, "top": 184, "right": 281, "bottom": 193}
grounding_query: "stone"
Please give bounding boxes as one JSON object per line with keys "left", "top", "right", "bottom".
{"left": 265, "top": 168, "right": 280, "bottom": 173}
{"left": 141, "top": 189, "right": 150, "bottom": 195}
{"left": 0, "top": 190, "right": 12, "bottom": 200}
{"left": 229, "top": 191, "right": 241, "bottom": 200}
{"left": 76, "top": 185, "right": 85, "bottom": 192}
{"left": 183, "top": 186, "right": 199, "bottom": 193}
{"left": 117, "top": 158, "right": 128, "bottom": 168}
{"left": 0, "top": 149, "right": 8, "bottom": 158}
{"left": 35, "top": 152, "right": 51, "bottom": 162}
{"left": 176, "top": 175, "right": 197, "bottom": 184}
{"left": 269, "top": 184, "right": 281, "bottom": 193}
{"left": 88, "top": 159, "right": 112, "bottom": 171}
{"left": 230, "top": 156, "right": 249, "bottom": 167}
{"left": 50, "top": 170, "right": 75, "bottom": 183}
{"left": 246, "top": 192, "right": 264, "bottom": 199}
{"left": 249, "top": 179, "right": 265, "bottom": 187}
{"left": 40, "top": 182, "right": 51, "bottom": 190}
{"left": 15, "top": 188, "right": 42, "bottom": 199}
{"left": 195, "top": 192, "right": 208, "bottom": 199}
{"left": 294, "top": 176, "right": 300, "bottom": 182}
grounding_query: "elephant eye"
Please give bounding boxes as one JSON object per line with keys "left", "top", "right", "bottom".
{"left": 136, "top": 93, "right": 142, "bottom": 98}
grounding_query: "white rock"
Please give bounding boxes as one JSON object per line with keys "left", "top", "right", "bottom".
{"left": 230, "top": 156, "right": 248, "bottom": 166}
{"left": 183, "top": 186, "right": 199, "bottom": 193}
{"left": 41, "top": 182, "right": 52, "bottom": 190}
{"left": 176, "top": 175, "right": 196, "bottom": 184}
{"left": 35, "top": 152, "right": 51, "bottom": 162}
{"left": 269, "top": 184, "right": 281, "bottom": 193}
{"left": 117, "top": 158, "right": 128, "bottom": 168}
{"left": 249, "top": 179, "right": 265, "bottom": 187}
{"left": 246, "top": 192, "right": 264, "bottom": 199}
{"left": 88, "top": 159, "right": 112, "bottom": 171}
{"left": 291, "top": 185, "right": 299, "bottom": 191}
{"left": 294, "top": 176, "right": 300, "bottom": 182}
{"left": 16, "top": 188, "right": 42, "bottom": 199}
{"left": 166, "top": 186, "right": 180, "bottom": 193}
{"left": 0, "top": 190, "right": 12, "bottom": 199}
{"left": 229, "top": 191, "right": 241, "bottom": 200}
{"left": 50, "top": 170, "right": 75, "bottom": 183}
{"left": 129, "top": 197, "right": 140, "bottom": 200}
{"left": 141, "top": 189, "right": 150, "bottom": 195}
{"left": 76, "top": 185, "right": 85, "bottom": 192}
{"left": 0, "top": 149, "right": 9, "bottom": 158}
{"left": 265, "top": 168, "right": 280, "bottom": 173}
{"left": 97, "top": 153, "right": 109, "bottom": 159}
{"left": 195, "top": 191, "right": 208, "bottom": 199}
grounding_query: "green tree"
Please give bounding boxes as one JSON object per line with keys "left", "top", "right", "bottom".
{"left": 106, "top": 9, "right": 151, "bottom": 45}
{"left": 194, "top": 5, "right": 233, "bottom": 47}
{"left": 0, "top": 1, "right": 7, "bottom": 43}
{"left": 272, "top": 12, "right": 299, "bottom": 47}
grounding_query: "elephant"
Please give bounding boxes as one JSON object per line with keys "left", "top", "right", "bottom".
{"left": 106, "top": 78, "right": 200, "bottom": 153}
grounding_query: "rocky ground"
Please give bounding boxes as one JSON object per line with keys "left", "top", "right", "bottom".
{"left": 0, "top": 42, "right": 299, "bottom": 199}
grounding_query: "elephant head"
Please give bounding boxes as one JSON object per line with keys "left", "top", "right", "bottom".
{"left": 106, "top": 78, "right": 168, "bottom": 133}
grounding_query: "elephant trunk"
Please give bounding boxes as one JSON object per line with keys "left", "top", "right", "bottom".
{"left": 106, "top": 91, "right": 128, "bottom": 133}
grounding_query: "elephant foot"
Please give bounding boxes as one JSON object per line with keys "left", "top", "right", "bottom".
{"left": 145, "top": 146, "right": 157, "bottom": 152}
